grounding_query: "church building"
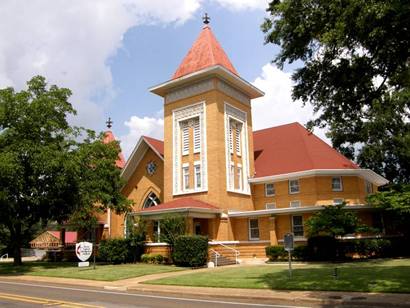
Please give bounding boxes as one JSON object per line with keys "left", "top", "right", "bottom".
{"left": 106, "top": 18, "right": 388, "bottom": 259}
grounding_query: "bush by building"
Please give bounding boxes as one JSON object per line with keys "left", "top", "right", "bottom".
{"left": 141, "top": 253, "right": 165, "bottom": 264}
{"left": 172, "top": 235, "right": 208, "bottom": 267}
{"left": 265, "top": 245, "right": 287, "bottom": 261}
{"left": 98, "top": 237, "right": 144, "bottom": 264}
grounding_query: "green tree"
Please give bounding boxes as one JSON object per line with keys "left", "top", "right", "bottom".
{"left": 159, "top": 214, "right": 187, "bottom": 248}
{"left": 262, "top": 0, "right": 410, "bottom": 183}
{"left": 0, "top": 76, "right": 130, "bottom": 265}
{"left": 305, "top": 204, "right": 365, "bottom": 237}
{"left": 367, "top": 184, "right": 410, "bottom": 236}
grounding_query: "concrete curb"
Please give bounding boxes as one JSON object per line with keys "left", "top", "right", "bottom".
{"left": 125, "top": 284, "right": 410, "bottom": 307}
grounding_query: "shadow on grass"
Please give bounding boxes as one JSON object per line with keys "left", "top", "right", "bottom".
{"left": 259, "top": 265, "right": 410, "bottom": 293}
{"left": 0, "top": 262, "right": 76, "bottom": 276}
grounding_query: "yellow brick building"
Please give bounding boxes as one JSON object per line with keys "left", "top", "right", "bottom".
{"left": 107, "top": 21, "right": 388, "bottom": 259}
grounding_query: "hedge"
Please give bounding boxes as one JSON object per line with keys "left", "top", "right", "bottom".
{"left": 265, "top": 245, "right": 308, "bottom": 261}
{"left": 98, "top": 238, "right": 144, "bottom": 264}
{"left": 266, "top": 236, "right": 407, "bottom": 262}
{"left": 265, "top": 245, "right": 287, "bottom": 261}
{"left": 141, "top": 253, "right": 166, "bottom": 264}
{"left": 172, "top": 235, "right": 208, "bottom": 267}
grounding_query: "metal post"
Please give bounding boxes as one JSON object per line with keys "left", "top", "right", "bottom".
{"left": 93, "top": 226, "right": 96, "bottom": 270}
{"left": 288, "top": 250, "right": 292, "bottom": 279}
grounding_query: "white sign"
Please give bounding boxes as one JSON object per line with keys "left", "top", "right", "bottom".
{"left": 75, "top": 242, "right": 93, "bottom": 262}
{"left": 78, "top": 261, "right": 90, "bottom": 267}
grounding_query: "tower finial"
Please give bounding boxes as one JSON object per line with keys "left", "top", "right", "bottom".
{"left": 106, "top": 117, "right": 113, "bottom": 129}
{"left": 202, "top": 13, "right": 210, "bottom": 25}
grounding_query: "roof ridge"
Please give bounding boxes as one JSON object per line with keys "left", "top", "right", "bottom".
{"left": 297, "top": 124, "right": 316, "bottom": 170}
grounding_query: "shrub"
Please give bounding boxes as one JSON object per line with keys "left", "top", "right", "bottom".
{"left": 173, "top": 235, "right": 208, "bottom": 267}
{"left": 265, "top": 245, "right": 287, "bottom": 261}
{"left": 141, "top": 253, "right": 165, "bottom": 264}
{"left": 99, "top": 238, "right": 129, "bottom": 264}
{"left": 98, "top": 237, "right": 144, "bottom": 264}
{"left": 340, "top": 238, "right": 392, "bottom": 258}
{"left": 292, "top": 245, "right": 308, "bottom": 260}
{"left": 307, "top": 236, "right": 337, "bottom": 261}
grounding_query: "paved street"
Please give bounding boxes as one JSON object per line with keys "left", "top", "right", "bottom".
{"left": 0, "top": 280, "right": 309, "bottom": 308}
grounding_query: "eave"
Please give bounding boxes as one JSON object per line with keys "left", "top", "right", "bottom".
{"left": 228, "top": 204, "right": 375, "bottom": 218}
{"left": 149, "top": 65, "right": 264, "bottom": 99}
{"left": 249, "top": 169, "right": 389, "bottom": 186}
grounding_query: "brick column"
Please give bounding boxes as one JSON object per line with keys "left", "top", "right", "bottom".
{"left": 269, "top": 216, "right": 278, "bottom": 245}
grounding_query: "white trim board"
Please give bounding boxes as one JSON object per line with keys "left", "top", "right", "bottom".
{"left": 249, "top": 168, "right": 388, "bottom": 186}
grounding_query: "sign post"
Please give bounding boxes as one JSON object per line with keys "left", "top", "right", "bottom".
{"left": 284, "top": 233, "right": 294, "bottom": 279}
{"left": 75, "top": 242, "right": 93, "bottom": 267}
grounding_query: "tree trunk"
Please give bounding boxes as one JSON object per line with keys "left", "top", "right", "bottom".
{"left": 13, "top": 244, "right": 22, "bottom": 266}
{"left": 12, "top": 224, "right": 22, "bottom": 266}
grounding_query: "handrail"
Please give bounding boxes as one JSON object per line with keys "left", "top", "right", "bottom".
{"left": 209, "top": 249, "right": 220, "bottom": 267}
{"left": 218, "top": 243, "right": 240, "bottom": 264}
{"left": 0, "top": 254, "right": 8, "bottom": 261}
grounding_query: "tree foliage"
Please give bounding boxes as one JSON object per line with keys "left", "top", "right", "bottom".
{"left": 305, "top": 204, "right": 365, "bottom": 237}
{"left": 262, "top": 0, "right": 410, "bottom": 183}
{"left": 0, "top": 76, "right": 130, "bottom": 265}
{"left": 158, "top": 214, "right": 187, "bottom": 248}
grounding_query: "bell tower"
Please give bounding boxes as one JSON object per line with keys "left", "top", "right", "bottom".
{"left": 150, "top": 15, "right": 264, "bottom": 211}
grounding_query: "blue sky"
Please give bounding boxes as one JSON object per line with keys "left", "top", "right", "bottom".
{"left": 0, "top": 0, "right": 326, "bottom": 157}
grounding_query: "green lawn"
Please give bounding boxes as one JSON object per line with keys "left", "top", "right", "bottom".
{"left": 145, "top": 259, "right": 410, "bottom": 293}
{"left": 0, "top": 262, "right": 184, "bottom": 281}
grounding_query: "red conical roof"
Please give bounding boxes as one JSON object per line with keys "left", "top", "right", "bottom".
{"left": 173, "top": 25, "right": 238, "bottom": 79}
{"left": 103, "top": 130, "right": 126, "bottom": 169}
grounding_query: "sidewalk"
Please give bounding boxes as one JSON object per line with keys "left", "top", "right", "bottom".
{"left": 1, "top": 268, "right": 410, "bottom": 307}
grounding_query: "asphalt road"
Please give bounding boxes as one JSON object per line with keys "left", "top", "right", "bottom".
{"left": 0, "top": 280, "right": 310, "bottom": 308}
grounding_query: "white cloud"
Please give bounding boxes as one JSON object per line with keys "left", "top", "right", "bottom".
{"left": 0, "top": 0, "right": 201, "bottom": 129}
{"left": 121, "top": 115, "right": 164, "bottom": 158}
{"left": 212, "top": 0, "right": 269, "bottom": 10}
{"left": 252, "top": 63, "right": 330, "bottom": 144}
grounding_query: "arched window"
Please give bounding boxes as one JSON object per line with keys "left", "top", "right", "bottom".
{"left": 143, "top": 192, "right": 160, "bottom": 209}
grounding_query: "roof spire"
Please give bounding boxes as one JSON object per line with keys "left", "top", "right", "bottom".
{"left": 106, "top": 117, "right": 113, "bottom": 129}
{"left": 202, "top": 13, "right": 210, "bottom": 25}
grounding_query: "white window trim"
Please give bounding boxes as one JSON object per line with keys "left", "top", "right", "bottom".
{"left": 265, "top": 183, "right": 275, "bottom": 197}
{"left": 237, "top": 163, "right": 243, "bottom": 191}
{"left": 290, "top": 200, "right": 301, "bottom": 208}
{"left": 182, "top": 164, "right": 190, "bottom": 191}
{"left": 289, "top": 179, "right": 300, "bottom": 194}
{"left": 224, "top": 103, "right": 250, "bottom": 195}
{"left": 193, "top": 117, "right": 201, "bottom": 154}
{"left": 248, "top": 218, "right": 260, "bottom": 241}
{"left": 172, "top": 102, "right": 207, "bottom": 196}
{"left": 194, "top": 161, "right": 201, "bottom": 189}
{"left": 181, "top": 122, "right": 189, "bottom": 156}
{"left": 265, "top": 203, "right": 276, "bottom": 209}
{"left": 291, "top": 215, "right": 304, "bottom": 238}
{"left": 332, "top": 176, "right": 343, "bottom": 192}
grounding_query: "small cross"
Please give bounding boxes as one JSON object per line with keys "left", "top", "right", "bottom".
{"left": 106, "top": 117, "right": 113, "bottom": 129}
{"left": 202, "top": 13, "right": 210, "bottom": 25}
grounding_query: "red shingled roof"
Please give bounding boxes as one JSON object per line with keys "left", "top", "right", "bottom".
{"left": 172, "top": 25, "right": 238, "bottom": 79}
{"left": 143, "top": 136, "right": 164, "bottom": 157}
{"left": 49, "top": 231, "right": 77, "bottom": 244}
{"left": 253, "top": 122, "right": 358, "bottom": 177}
{"left": 140, "top": 197, "right": 219, "bottom": 213}
{"left": 141, "top": 122, "right": 358, "bottom": 178}
{"left": 103, "top": 130, "right": 126, "bottom": 169}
